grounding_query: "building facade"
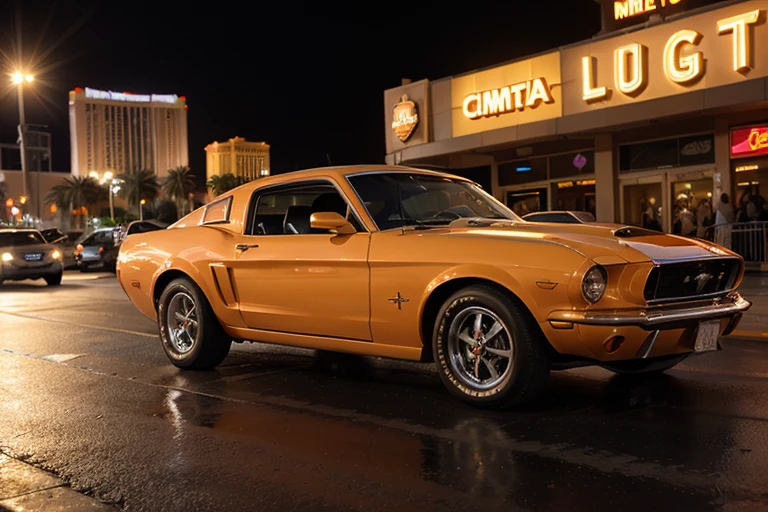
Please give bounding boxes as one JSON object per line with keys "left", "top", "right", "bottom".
{"left": 69, "top": 87, "right": 189, "bottom": 180}
{"left": 204, "top": 137, "right": 270, "bottom": 182}
{"left": 383, "top": 0, "right": 768, "bottom": 267}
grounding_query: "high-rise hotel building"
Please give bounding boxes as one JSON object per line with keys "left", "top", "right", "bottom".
{"left": 69, "top": 87, "right": 189, "bottom": 179}
{"left": 204, "top": 137, "right": 270, "bottom": 182}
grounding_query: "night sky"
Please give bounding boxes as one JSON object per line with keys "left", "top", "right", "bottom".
{"left": 0, "top": 1, "right": 609, "bottom": 189}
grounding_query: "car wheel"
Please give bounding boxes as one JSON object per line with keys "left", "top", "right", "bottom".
{"left": 599, "top": 354, "right": 688, "bottom": 375}
{"left": 157, "top": 277, "right": 231, "bottom": 370}
{"left": 45, "top": 272, "right": 63, "bottom": 286}
{"left": 79, "top": 263, "right": 89, "bottom": 273}
{"left": 433, "top": 285, "right": 551, "bottom": 408}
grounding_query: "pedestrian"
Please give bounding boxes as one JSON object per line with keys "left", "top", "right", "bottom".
{"left": 715, "top": 193, "right": 734, "bottom": 249}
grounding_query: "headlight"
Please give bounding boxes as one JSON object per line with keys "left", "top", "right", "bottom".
{"left": 582, "top": 265, "right": 607, "bottom": 304}
{"left": 1, "top": 252, "right": 12, "bottom": 262}
{"left": 51, "top": 249, "right": 62, "bottom": 259}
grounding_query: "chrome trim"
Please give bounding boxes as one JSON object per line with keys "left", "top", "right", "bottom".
{"left": 635, "top": 330, "right": 659, "bottom": 358}
{"left": 547, "top": 293, "right": 752, "bottom": 329}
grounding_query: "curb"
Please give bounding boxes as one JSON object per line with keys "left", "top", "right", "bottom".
{"left": 0, "top": 453, "right": 116, "bottom": 511}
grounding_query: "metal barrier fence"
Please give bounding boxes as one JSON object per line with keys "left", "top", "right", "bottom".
{"left": 713, "top": 221, "right": 768, "bottom": 263}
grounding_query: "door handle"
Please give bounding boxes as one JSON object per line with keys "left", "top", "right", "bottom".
{"left": 235, "top": 243, "right": 259, "bottom": 252}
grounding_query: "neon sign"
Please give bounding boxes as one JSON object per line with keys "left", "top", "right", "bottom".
{"left": 614, "top": 0, "right": 684, "bottom": 21}
{"left": 731, "top": 126, "right": 768, "bottom": 158}
{"left": 83, "top": 87, "right": 180, "bottom": 104}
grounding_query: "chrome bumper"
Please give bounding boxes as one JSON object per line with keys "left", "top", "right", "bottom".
{"left": 547, "top": 293, "right": 752, "bottom": 330}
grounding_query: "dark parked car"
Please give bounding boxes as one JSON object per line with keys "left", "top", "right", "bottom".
{"left": 74, "top": 228, "right": 121, "bottom": 272}
{"left": 40, "top": 228, "right": 82, "bottom": 269}
{"left": 522, "top": 211, "right": 596, "bottom": 224}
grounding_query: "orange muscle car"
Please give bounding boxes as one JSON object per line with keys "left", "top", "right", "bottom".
{"left": 116, "top": 165, "right": 751, "bottom": 407}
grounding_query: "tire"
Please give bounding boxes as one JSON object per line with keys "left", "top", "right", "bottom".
{"left": 599, "top": 354, "right": 688, "bottom": 375}
{"left": 157, "top": 277, "right": 231, "bottom": 370}
{"left": 432, "top": 285, "right": 551, "bottom": 408}
{"left": 45, "top": 272, "right": 62, "bottom": 286}
{"left": 79, "top": 263, "right": 89, "bottom": 273}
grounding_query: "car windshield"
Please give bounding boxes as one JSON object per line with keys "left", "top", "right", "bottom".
{"left": 0, "top": 231, "right": 46, "bottom": 247}
{"left": 348, "top": 173, "right": 519, "bottom": 230}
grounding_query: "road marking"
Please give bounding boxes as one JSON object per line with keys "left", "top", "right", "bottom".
{"left": 0, "top": 310, "right": 157, "bottom": 338}
{"left": 41, "top": 353, "right": 85, "bottom": 363}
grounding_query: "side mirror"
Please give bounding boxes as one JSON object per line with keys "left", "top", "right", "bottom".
{"left": 310, "top": 211, "right": 355, "bottom": 235}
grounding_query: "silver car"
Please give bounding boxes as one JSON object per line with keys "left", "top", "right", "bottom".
{"left": 0, "top": 229, "right": 64, "bottom": 286}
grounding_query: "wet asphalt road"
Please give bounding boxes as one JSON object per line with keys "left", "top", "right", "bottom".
{"left": 1, "top": 273, "right": 768, "bottom": 511}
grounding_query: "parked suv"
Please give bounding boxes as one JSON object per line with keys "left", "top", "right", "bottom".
{"left": 0, "top": 229, "right": 64, "bottom": 286}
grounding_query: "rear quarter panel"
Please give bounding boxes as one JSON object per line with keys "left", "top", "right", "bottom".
{"left": 116, "top": 225, "right": 245, "bottom": 327}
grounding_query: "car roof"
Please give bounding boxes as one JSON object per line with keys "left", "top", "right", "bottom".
{"left": 216, "top": 165, "right": 474, "bottom": 196}
{"left": 0, "top": 228, "right": 42, "bottom": 233}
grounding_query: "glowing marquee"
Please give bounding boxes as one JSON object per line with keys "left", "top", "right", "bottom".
{"left": 463, "top": 78, "right": 554, "bottom": 119}
{"left": 84, "top": 87, "right": 180, "bottom": 104}
{"left": 583, "top": 9, "right": 761, "bottom": 102}
{"left": 731, "top": 126, "right": 768, "bottom": 158}
{"left": 614, "top": 0, "right": 684, "bottom": 21}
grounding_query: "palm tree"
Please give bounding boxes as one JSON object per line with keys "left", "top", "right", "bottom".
{"left": 44, "top": 176, "right": 101, "bottom": 230}
{"left": 117, "top": 169, "right": 160, "bottom": 214}
{"left": 206, "top": 173, "right": 249, "bottom": 197}
{"left": 163, "top": 166, "right": 196, "bottom": 216}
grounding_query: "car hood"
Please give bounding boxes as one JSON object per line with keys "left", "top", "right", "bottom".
{"left": 427, "top": 219, "right": 734, "bottom": 265}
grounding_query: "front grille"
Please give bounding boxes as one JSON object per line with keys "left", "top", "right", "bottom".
{"left": 643, "top": 257, "right": 740, "bottom": 302}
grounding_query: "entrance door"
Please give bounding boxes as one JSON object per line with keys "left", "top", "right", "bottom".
{"left": 231, "top": 180, "right": 372, "bottom": 341}
{"left": 669, "top": 175, "right": 714, "bottom": 239}
{"left": 620, "top": 178, "right": 664, "bottom": 231}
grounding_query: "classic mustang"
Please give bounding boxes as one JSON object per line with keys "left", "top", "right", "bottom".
{"left": 117, "top": 165, "right": 751, "bottom": 407}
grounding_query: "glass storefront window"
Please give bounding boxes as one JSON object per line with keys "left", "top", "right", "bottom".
{"left": 671, "top": 178, "right": 714, "bottom": 239}
{"left": 623, "top": 183, "right": 663, "bottom": 231}
{"left": 549, "top": 150, "right": 595, "bottom": 179}
{"left": 732, "top": 158, "right": 768, "bottom": 222}
{"left": 619, "top": 134, "right": 714, "bottom": 172}
{"left": 506, "top": 188, "right": 547, "bottom": 216}
{"left": 498, "top": 158, "right": 547, "bottom": 186}
{"left": 552, "top": 179, "right": 596, "bottom": 217}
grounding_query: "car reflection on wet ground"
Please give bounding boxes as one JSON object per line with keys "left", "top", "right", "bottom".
{"left": 0, "top": 274, "right": 767, "bottom": 511}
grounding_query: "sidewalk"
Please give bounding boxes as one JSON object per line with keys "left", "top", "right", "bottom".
{"left": 0, "top": 453, "right": 114, "bottom": 511}
{"left": 728, "top": 273, "right": 768, "bottom": 341}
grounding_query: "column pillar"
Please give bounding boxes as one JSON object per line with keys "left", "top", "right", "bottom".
{"left": 594, "top": 133, "right": 615, "bottom": 223}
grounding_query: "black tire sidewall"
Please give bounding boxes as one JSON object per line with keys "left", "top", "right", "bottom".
{"left": 433, "top": 288, "right": 531, "bottom": 406}
{"left": 158, "top": 278, "right": 212, "bottom": 368}
{"left": 45, "top": 272, "right": 62, "bottom": 286}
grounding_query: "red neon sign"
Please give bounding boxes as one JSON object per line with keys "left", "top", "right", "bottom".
{"left": 731, "top": 126, "right": 768, "bottom": 158}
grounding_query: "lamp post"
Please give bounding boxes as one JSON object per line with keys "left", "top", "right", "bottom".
{"left": 139, "top": 199, "right": 146, "bottom": 221}
{"left": 89, "top": 171, "right": 122, "bottom": 222}
{"left": 11, "top": 72, "right": 34, "bottom": 223}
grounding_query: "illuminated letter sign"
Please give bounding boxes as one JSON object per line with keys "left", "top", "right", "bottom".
{"left": 614, "top": 0, "right": 683, "bottom": 20}
{"left": 84, "top": 87, "right": 178, "bottom": 104}
{"left": 582, "top": 56, "right": 609, "bottom": 101}
{"left": 731, "top": 126, "right": 768, "bottom": 158}
{"left": 463, "top": 78, "right": 554, "bottom": 120}
{"left": 663, "top": 29, "right": 704, "bottom": 83}
{"left": 718, "top": 10, "right": 760, "bottom": 72}
{"left": 614, "top": 43, "right": 646, "bottom": 95}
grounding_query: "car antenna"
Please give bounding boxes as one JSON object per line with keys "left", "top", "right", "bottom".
{"left": 397, "top": 178, "right": 406, "bottom": 235}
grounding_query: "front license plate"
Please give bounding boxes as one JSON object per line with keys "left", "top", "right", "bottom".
{"left": 694, "top": 320, "right": 720, "bottom": 352}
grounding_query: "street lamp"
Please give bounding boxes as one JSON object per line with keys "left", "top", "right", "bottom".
{"left": 11, "top": 71, "right": 34, "bottom": 224}
{"left": 139, "top": 198, "right": 146, "bottom": 221}
{"left": 89, "top": 170, "right": 122, "bottom": 222}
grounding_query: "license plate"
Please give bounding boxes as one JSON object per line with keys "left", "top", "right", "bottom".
{"left": 694, "top": 320, "right": 720, "bottom": 352}
{"left": 23, "top": 253, "right": 43, "bottom": 261}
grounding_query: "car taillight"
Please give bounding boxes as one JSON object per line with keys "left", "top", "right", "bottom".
{"left": 75, "top": 244, "right": 83, "bottom": 255}
{"left": 98, "top": 246, "right": 104, "bottom": 254}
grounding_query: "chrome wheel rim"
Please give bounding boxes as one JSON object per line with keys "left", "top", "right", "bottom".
{"left": 447, "top": 306, "right": 514, "bottom": 391}
{"left": 167, "top": 292, "right": 199, "bottom": 354}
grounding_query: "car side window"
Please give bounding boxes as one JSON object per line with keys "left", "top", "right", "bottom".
{"left": 527, "top": 213, "right": 578, "bottom": 223}
{"left": 247, "top": 182, "right": 363, "bottom": 235}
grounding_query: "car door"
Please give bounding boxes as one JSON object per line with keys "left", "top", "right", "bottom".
{"left": 230, "top": 179, "right": 372, "bottom": 341}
